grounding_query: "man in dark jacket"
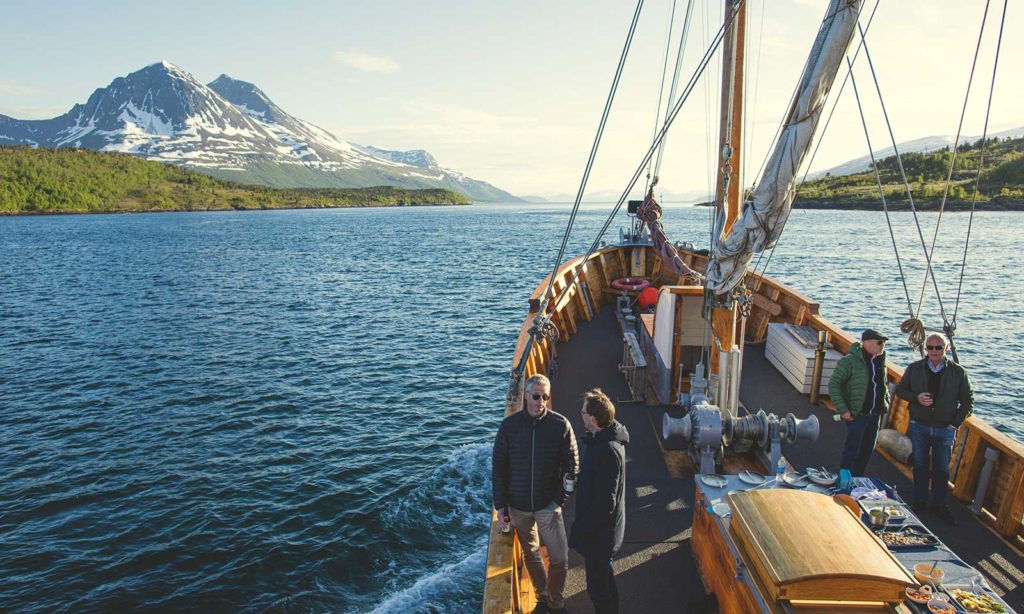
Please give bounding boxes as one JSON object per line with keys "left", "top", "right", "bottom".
{"left": 569, "top": 388, "right": 629, "bottom": 614}
{"left": 895, "top": 332, "right": 974, "bottom": 525}
{"left": 829, "top": 329, "right": 891, "bottom": 476}
{"left": 492, "top": 374, "right": 579, "bottom": 614}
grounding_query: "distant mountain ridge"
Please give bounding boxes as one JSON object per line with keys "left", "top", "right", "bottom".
{"left": 0, "top": 61, "right": 518, "bottom": 201}
{"left": 808, "top": 126, "right": 1024, "bottom": 180}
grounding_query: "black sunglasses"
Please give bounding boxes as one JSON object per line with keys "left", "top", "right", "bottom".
{"left": 531, "top": 393, "right": 551, "bottom": 401}
{"left": 926, "top": 345, "right": 945, "bottom": 351}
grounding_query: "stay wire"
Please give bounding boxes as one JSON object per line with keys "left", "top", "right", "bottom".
{"left": 846, "top": 58, "right": 915, "bottom": 320}
{"left": 542, "top": 4, "right": 741, "bottom": 323}
{"left": 645, "top": 0, "right": 678, "bottom": 193}
{"left": 750, "top": 0, "right": 878, "bottom": 281}
{"left": 543, "top": 0, "right": 645, "bottom": 307}
{"left": 916, "top": 0, "right": 993, "bottom": 333}
{"left": 856, "top": 21, "right": 949, "bottom": 326}
{"left": 654, "top": 0, "right": 697, "bottom": 182}
{"left": 953, "top": 0, "right": 1008, "bottom": 333}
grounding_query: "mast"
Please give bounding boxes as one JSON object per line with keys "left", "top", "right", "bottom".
{"left": 709, "top": 0, "right": 746, "bottom": 394}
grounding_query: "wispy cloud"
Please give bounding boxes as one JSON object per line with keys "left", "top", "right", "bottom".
{"left": 0, "top": 81, "right": 42, "bottom": 96}
{"left": 333, "top": 50, "right": 399, "bottom": 74}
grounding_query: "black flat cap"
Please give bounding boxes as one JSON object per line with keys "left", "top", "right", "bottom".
{"left": 862, "top": 329, "right": 889, "bottom": 342}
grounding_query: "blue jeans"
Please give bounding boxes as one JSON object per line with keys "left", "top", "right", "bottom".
{"left": 840, "top": 413, "right": 882, "bottom": 476}
{"left": 584, "top": 555, "right": 619, "bottom": 614}
{"left": 908, "top": 420, "right": 957, "bottom": 506}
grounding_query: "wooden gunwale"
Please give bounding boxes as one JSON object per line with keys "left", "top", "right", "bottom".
{"left": 483, "top": 244, "right": 1024, "bottom": 614}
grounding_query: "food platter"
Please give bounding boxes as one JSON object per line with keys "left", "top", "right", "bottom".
{"left": 878, "top": 532, "right": 938, "bottom": 549}
{"left": 700, "top": 474, "right": 728, "bottom": 488}
{"left": 875, "top": 525, "right": 939, "bottom": 549}
{"left": 738, "top": 470, "right": 766, "bottom": 485}
{"left": 781, "top": 472, "right": 810, "bottom": 488}
{"left": 927, "top": 598, "right": 956, "bottom": 614}
{"left": 949, "top": 587, "right": 1008, "bottom": 613}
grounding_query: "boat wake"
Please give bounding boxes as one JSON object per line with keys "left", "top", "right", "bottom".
{"left": 365, "top": 442, "right": 492, "bottom": 613}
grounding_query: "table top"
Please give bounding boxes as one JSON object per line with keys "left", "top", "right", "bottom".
{"left": 696, "top": 473, "right": 1014, "bottom": 613}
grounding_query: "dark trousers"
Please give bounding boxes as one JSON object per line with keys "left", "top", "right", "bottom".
{"left": 840, "top": 413, "right": 882, "bottom": 476}
{"left": 908, "top": 420, "right": 957, "bottom": 506}
{"left": 583, "top": 555, "right": 619, "bottom": 614}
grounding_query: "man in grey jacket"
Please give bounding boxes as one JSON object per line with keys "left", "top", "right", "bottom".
{"left": 492, "top": 374, "right": 578, "bottom": 614}
{"left": 895, "top": 332, "right": 974, "bottom": 525}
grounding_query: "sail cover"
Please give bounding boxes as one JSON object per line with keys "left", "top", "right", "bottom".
{"left": 705, "top": 0, "right": 864, "bottom": 295}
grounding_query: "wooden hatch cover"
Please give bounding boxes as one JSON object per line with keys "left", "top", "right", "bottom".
{"left": 726, "top": 490, "right": 916, "bottom": 604}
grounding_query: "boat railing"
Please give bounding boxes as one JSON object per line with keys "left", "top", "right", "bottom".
{"left": 739, "top": 259, "right": 1024, "bottom": 549}
{"left": 484, "top": 244, "right": 1024, "bottom": 614}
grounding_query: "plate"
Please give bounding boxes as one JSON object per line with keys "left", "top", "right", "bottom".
{"left": 738, "top": 470, "right": 766, "bottom": 485}
{"left": 782, "top": 472, "right": 809, "bottom": 488}
{"left": 905, "top": 585, "right": 933, "bottom": 604}
{"left": 806, "top": 468, "right": 838, "bottom": 486}
{"left": 805, "top": 483, "right": 833, "bottom": 495}
{"left": 700, "top": 474, "right": 728, "bottom": 488}
{"left": 712, "top": 502, "right": 731, "bottom": 517}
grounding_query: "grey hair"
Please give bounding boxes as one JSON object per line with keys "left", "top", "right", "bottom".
{"left": 525, "top": 373, "right": 551, "bottom": 392}
{"left": 926, "top": 332, "right": 950, "bottom": 347}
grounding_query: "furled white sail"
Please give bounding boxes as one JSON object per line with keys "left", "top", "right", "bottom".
{"left": 705, "top": 0, "right": 864, "bottom": 295}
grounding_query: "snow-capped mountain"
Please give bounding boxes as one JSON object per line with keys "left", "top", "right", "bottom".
{"left": 0, "top": 61, "right": 518, "bottom": 201}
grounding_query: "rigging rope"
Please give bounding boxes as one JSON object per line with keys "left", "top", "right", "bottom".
{"left": 645, "top": 0, "right": 679, "bottom": 193}
{"left": 652, "top": 0, "right": 697, "bottom": 184}
{"left": 749, "top": 0, "right": 880, "bottom": 281}
{"left": 509, "top": 0, "right": 645, "bottom": 397}
{"left": 855, "top": 22, "right": 951, "bottom": 334}
{"left": 913, "top": 0, "right": 993, "bottom": 355}
{"left": 951, "top": 0, "right": 1008, "bottom": 354}
{"left": 539, "top": 4, "right": 743, "bottom": 336}
{"left": 845, "top": 58, "right": 916, "bottom": 330}
{"left": 542, "top": 0, "right": 645, "bottom": 309}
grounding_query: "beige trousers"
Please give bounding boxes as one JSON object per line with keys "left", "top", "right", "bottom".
{"left": 509, "top": 502, "right": 569, "bottom": 609}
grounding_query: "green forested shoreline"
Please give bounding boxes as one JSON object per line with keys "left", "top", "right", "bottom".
{"left": 795, "top": 135, "right": 1024, "bottom": 208}
{"left": 0, "top": 146, "right": 469, "bottom": 214}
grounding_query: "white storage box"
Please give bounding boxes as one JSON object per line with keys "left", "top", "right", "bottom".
{"left": 765, "top": 323, "right": 843, "bottom": 395}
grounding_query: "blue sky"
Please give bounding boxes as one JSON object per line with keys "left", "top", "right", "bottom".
{"left": 1, "top": 0, "right": 1021, "bottom": 197}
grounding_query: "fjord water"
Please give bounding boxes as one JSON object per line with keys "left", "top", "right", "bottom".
{"left": 1, "top": 204, "right": 1021, "bottom": 612}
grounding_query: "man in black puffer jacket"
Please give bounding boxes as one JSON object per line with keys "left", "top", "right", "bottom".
{"left": 492, "top": 374, "right": 578, "bottom": 614}
{"left": 569, "top": 388, "right": 629, "bottom": 614}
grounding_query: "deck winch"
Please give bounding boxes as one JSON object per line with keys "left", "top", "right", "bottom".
{"left": 662, "top": 365, "right": 820, "bottom": 473}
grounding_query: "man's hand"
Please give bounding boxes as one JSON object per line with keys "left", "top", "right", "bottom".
{"left": 841, "top": 411, "right": 853, "bottom": 422}
{"left": 498, "top": 508, "right": 511, "bottom": 534}
{"left": 918, "top": 392, "right": 934, "bottom": 407}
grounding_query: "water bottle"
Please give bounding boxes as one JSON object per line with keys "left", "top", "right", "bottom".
{"left": 776, "top": 455, "right": 786, "bottom": 480}
{"left": 564, "top": 472, "right": 576, "bottom": 493}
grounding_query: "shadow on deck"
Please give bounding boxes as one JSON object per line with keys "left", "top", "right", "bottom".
{"left": 550, "top": 307, "right": 1024, "bottom": 612}
{"left": 552, "top": 308, "right": 715, "bottom": 614}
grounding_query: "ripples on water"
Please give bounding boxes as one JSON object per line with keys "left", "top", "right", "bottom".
{"left": 1, "top": 204, "right": 1021, "bottom": 611}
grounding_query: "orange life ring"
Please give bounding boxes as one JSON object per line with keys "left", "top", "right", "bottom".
{"left": 611, "top": 277, "right": 651, "bottom": 292}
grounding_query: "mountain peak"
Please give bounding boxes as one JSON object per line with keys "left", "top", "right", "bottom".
{"left": 207, "top": 74, "right": 282, "bottom": 122}
{"left": 360, "top": 145, "right": 439, "bottom": 169}
{"left": 0, "top": 62, "right": 519, "bottom": 201}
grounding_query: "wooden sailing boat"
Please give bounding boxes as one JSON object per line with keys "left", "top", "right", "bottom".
{"left": 484, "top": 1, "right": 1023, "bottom": 612}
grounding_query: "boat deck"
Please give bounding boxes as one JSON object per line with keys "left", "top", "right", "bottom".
{"left": 551, "top": 306, "right": 1024, "bottom": 613}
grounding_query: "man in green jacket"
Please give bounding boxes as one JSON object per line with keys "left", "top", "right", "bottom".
{"left": 895, "top": 332, "right": 974, "bottom": 525}
{"left": 829, "top": 329, "right": 890, "bottom": 476}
